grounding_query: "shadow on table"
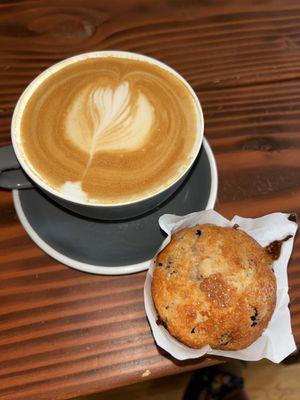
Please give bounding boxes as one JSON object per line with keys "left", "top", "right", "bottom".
{"left": 156, "top": 343, "right": 225, "bottom": 369}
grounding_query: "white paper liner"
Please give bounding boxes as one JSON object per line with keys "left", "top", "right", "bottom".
{"left": 144, "top": 210, "right": 297, "bottom": 362}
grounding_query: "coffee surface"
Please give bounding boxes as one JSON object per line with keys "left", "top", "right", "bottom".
{"left": 20, "top": 56, "right": 199, "bottom": 204}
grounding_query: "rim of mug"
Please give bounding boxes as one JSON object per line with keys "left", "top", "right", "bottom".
{"left": 11, "top": 50, "right": 204, "bottom": 208}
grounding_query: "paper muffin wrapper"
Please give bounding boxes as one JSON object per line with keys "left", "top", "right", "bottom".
{"left": 144, "top": 210, "right": 298, "bottom": 362}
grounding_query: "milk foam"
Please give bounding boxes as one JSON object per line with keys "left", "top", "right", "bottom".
{"left": 60, "top": 181, "right": 88, "bottom": 202}
{"left": 65, "top": 81, "right": 154, "bottom": 179}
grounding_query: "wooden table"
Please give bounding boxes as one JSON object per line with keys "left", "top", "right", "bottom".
{"left": 0, "top": 1, "right": 299, "bottom": 399}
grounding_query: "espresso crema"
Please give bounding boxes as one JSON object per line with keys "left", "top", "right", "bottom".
{"left": 20, "top": 55, "right": 200, "bottom": 204}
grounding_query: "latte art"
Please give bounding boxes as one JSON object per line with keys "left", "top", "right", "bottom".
{"left": 20, "top": 56, "right": 200, "bottom": 204}
{"left": 66, "top": 81, "right": 154, "bottom": 175}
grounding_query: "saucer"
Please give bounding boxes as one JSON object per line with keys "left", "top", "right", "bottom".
{"left": 13, "top": 138, "right": 218, "bottom": 275}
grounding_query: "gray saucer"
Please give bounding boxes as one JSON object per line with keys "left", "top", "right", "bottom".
{"left": 13, "top": 138, "right": 218, "bottom": 275}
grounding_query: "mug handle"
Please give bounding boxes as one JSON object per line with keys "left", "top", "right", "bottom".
{"left": 0, "top": 145, "right": 33, "bottom": 189}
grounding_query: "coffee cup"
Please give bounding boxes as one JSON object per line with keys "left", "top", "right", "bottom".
{"left": 0, "top": 51, "right": 204, "bottom": 220}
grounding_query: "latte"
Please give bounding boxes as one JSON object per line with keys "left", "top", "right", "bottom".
{"left": 19, "top": 54, "right": 200, "bottom": 204}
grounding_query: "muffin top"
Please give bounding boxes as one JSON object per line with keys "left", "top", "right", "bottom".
{"left": 152, "top": 224, "right": 276, "bottom": 350}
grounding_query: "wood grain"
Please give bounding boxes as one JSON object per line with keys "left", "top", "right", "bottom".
{"left": 0, "top": 0, "right": 299, "bottom": 399}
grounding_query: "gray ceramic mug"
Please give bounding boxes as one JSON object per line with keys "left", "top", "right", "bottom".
{"left": 0, "top": 51, "right": 204, "bottom": 220}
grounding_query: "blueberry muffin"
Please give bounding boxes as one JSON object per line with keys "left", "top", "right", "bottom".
{"left": 152, "top": 224, "right": 277, "bottom": 350}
